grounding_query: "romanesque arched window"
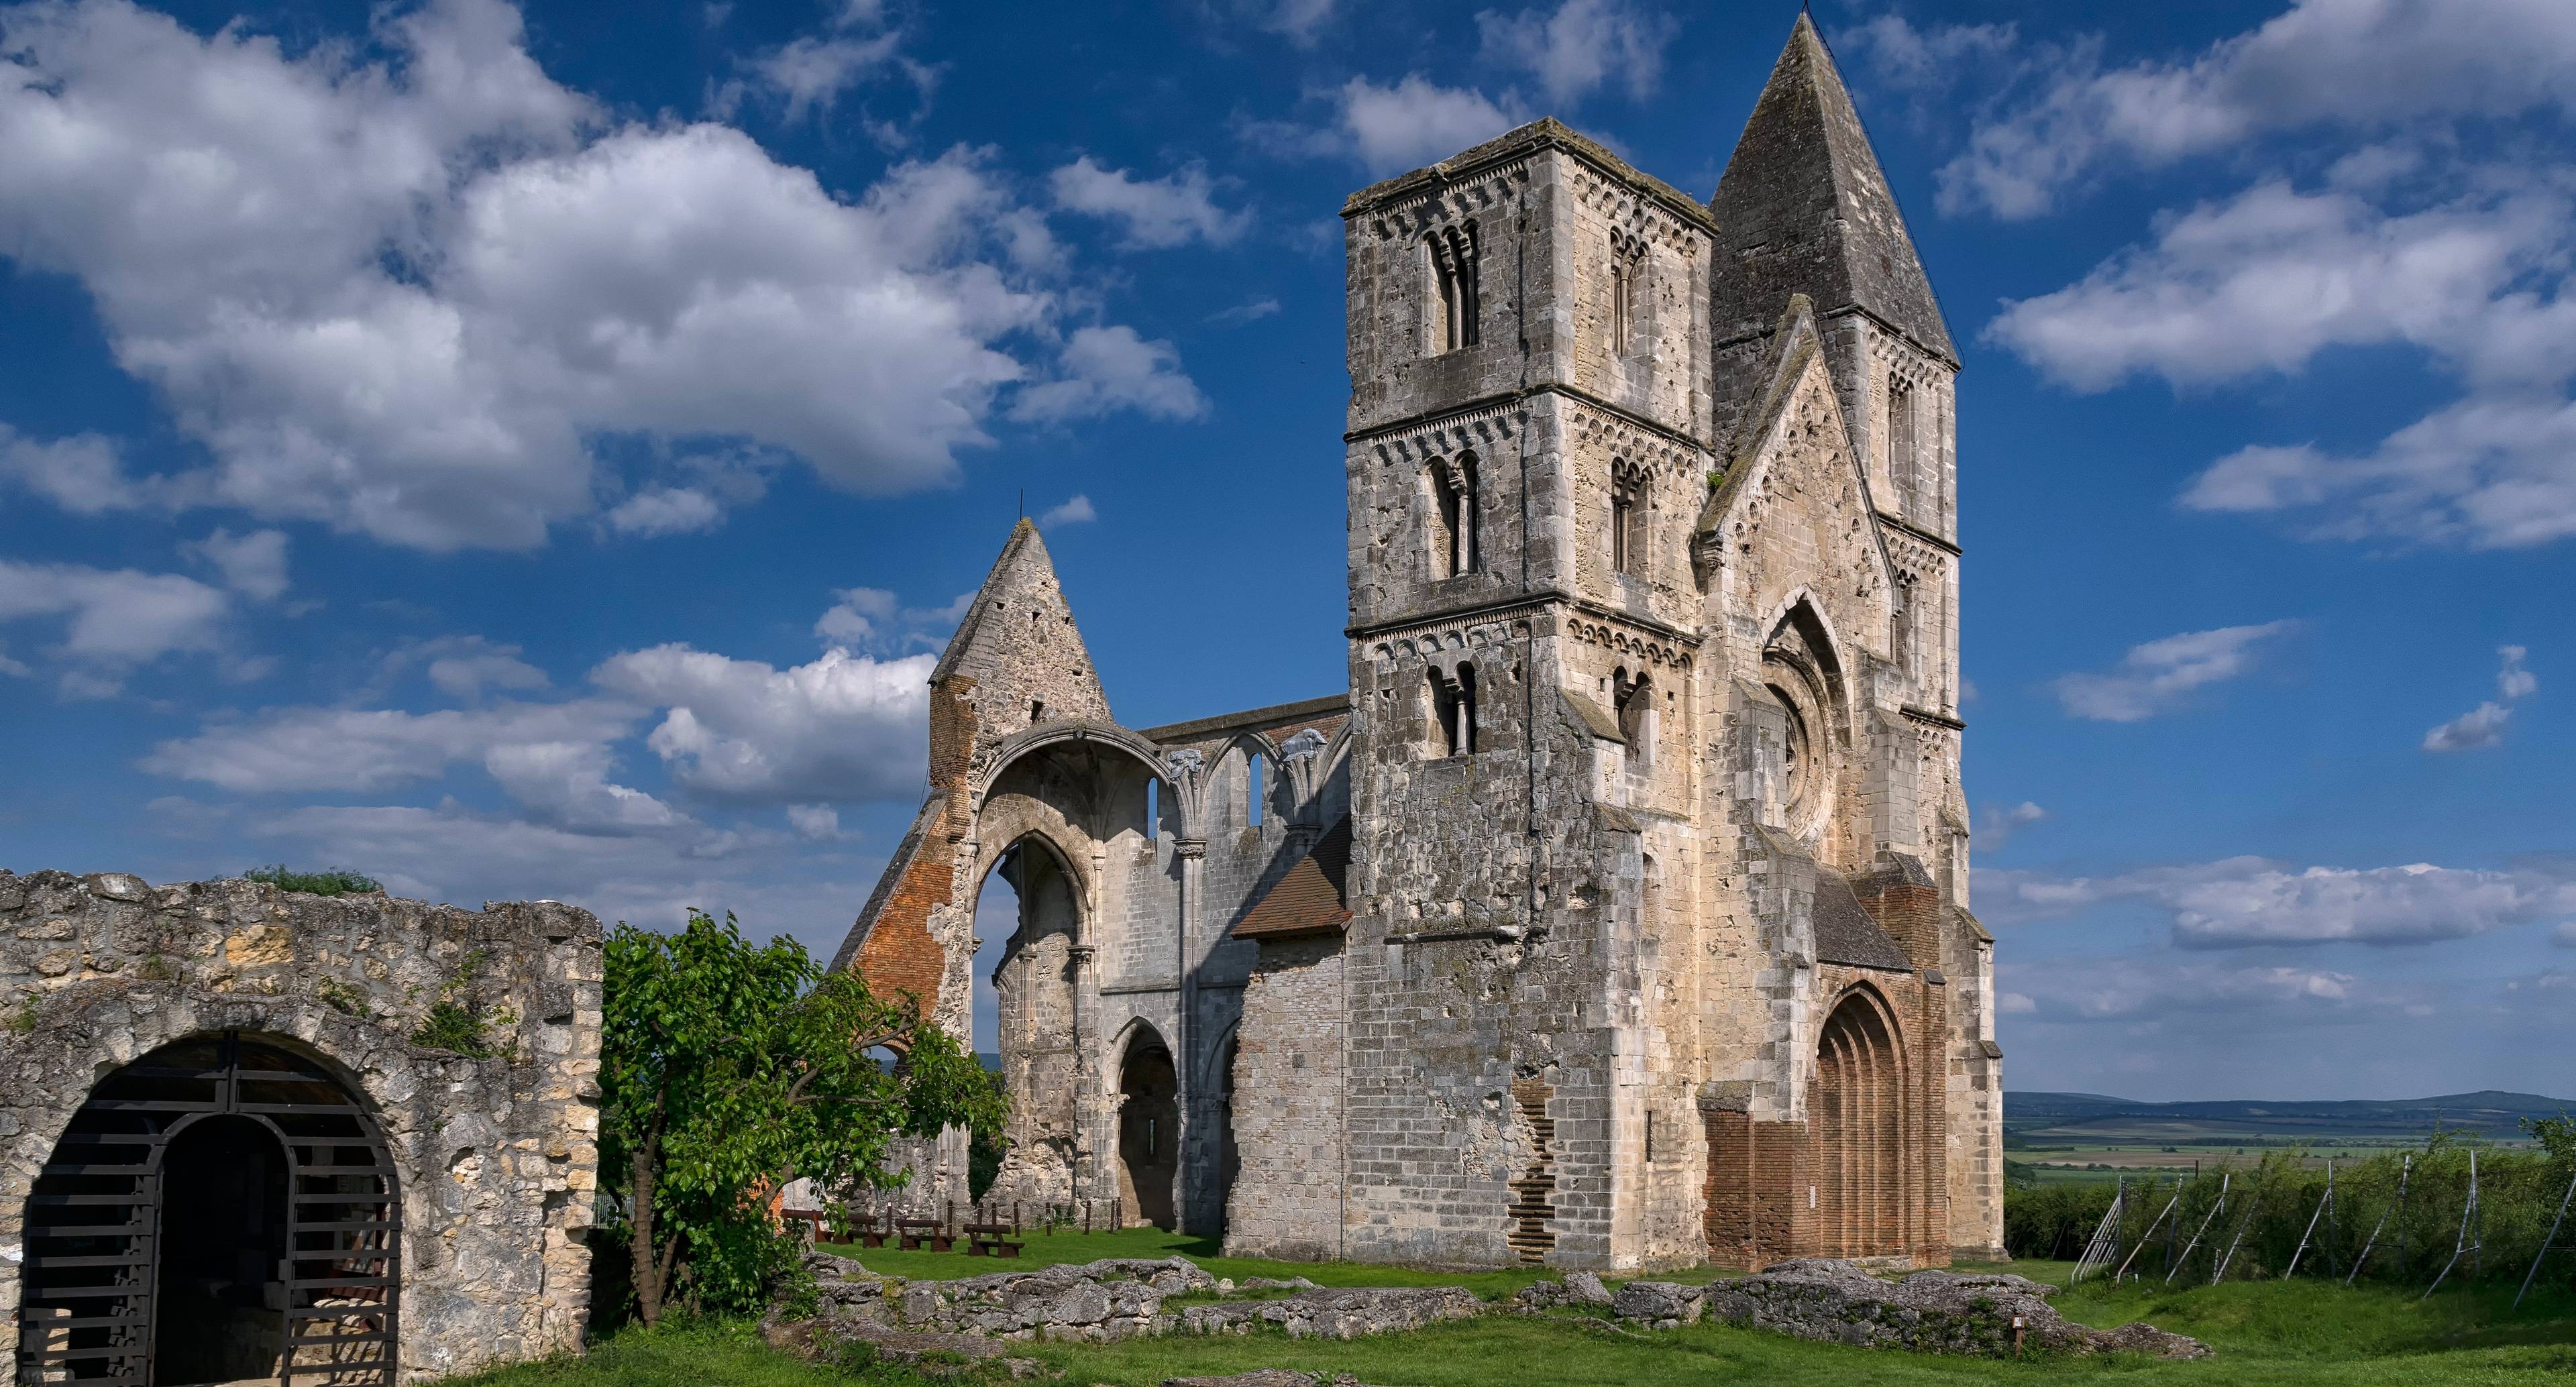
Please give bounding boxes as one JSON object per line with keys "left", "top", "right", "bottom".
{"left": 1428, "top": 663, "right": 1477, "bottom": 757}
{"left": 1429, "top": 451, "right": 1479, "bottom": 577}
{"left": 1614, "top": 667, "right": 1654, "bottom": 770}
{"left": 1610, "top": 459, "right": 1648, "bottom": 578}
{"left": 1427, "top": 221, "right": 1481, "bottom": 352}
{"left": 1609, "top": 229, "right": 1646, "bottom": 355}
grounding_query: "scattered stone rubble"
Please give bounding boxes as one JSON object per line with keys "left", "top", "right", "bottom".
{"left": 788, "top": 1252, "right": 1481, "bottom": 1353}
{"left": 1701, "top": 1260, "right": 2209, "bottom": 1359}
{"left": 779, "top": 1252, "right": 2204, "bottom": 1366}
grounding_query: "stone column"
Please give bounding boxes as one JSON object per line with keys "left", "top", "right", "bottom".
{"left": 1069, "top": 941, "right": 1097, "bottom": 1203}
{"left": 1173, "top": 836, "right": 1206, "bottom": 1232}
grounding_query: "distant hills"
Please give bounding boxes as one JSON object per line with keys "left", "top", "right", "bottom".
{"left": 2006, "top": 1090, "right": 2573, "bottom": 1144}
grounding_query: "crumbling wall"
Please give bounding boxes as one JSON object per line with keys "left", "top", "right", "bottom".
{"left": 0, "top": 869, "right": 601, "bottom": 1382}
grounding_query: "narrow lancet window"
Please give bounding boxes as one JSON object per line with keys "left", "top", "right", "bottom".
{"left": 1888, "top": 377, "right": 1917, "bottom": 516}
{"left": 1427, "top": 221, "right": 1481, "bottom": 352}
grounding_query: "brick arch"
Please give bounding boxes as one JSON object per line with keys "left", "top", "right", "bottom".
{"left": 1811, "top": 983, "right": 1907, "bottom": 1258}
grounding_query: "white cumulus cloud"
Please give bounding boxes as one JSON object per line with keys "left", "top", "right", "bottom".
{"left": 0, "top": 558, "right": 232, "bottom": 687}
{"left": 1333, "top": 76, "right": 1523, "bottom": 178}
{"left": 0, "top": 0, "right": 1195, "bottom": 551}
{"left": 1974, "top": 801, "right": 2048, "bottom": 850}
{"left": 1476, "top": 0, "right": 1676, "bottom": 106}
{"left": 1038, "top": 494, "right": 1096, "bottom": 529}
{"left": 2424, "top": 645, "right": 2538, "bottom": 751}
{"left": 1933, "top": 0, "right": 2576, "bottom": 220}
{"left": 1049, "top": 158, "right": 1248, "bottom": 249}
{"left": 1976, "top": 855, "right": 2576, "bottom": 948}
{"left": 1011, "top": 326, "right": 1207, "bottom": 424}
{"left": 2051, "top": 621, "right": 2294, "bottom": 722}
{"left": 594, "top": 644, "right": 931, "bottom": 804}
{"left": 183, "top": 529, "right": 290, "bottom": 602}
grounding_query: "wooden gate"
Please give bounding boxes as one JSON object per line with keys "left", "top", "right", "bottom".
{"left": 15, "top": 1032, "right": 400, "bottom": 1385}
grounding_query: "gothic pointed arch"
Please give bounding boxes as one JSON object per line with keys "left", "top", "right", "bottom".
{"left": 1112, "top": 1021, "right": 1180, "bottom": 1230}
{"left": 1811, "top": 984, "right": 1908, "bottom": 1259}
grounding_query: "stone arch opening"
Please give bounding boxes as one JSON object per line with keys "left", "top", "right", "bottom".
{"left": 1761, "top": 598, "right": 1849, "bottom": 847}
{"left": 1812, "top": 989, "right": 1905, "bottom": 1258}
{"left": 1114, "top": 1024, "right": 1180, "bottom": 1231}
{"left": 16, "top": 1032, "right": 399, "bottom": 1387}
{"left": 978, "top": 834, "right": 1085, "bottom": 1210}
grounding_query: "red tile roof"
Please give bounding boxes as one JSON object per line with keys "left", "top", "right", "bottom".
{"left": 1230, "top": 816, "right": 1352, "bottom": 940}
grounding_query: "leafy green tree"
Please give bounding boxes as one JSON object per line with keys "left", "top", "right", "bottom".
{"left": 600, "top": 910, "right": 1004, "bottom": 1323}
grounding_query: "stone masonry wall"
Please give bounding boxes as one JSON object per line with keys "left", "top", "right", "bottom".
{"left": 1224, "top": 934, "right": 1346, "bottom": 1260}
{"left": 0, "top": 870, "right": 601, "bottom": 1382}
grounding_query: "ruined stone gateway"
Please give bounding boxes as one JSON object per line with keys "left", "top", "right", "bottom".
{"left": 836, "top": 16, "right": 2002, "bottom": 1272}
{"left": 1, "top": 871, "right": 601, "bottom": 1384}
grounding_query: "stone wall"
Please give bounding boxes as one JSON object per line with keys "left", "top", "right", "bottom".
{"left": 0, "top": 869, "right": 601, "bottom": 1382}
{"left": 1225, "top": 933, "right": 1346, "bottom": 1259}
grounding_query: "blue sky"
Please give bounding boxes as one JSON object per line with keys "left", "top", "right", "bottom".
{"left": 1, "top": 0, "right": 2569, "bottom": 1101}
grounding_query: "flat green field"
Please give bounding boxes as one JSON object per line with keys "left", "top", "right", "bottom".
{"left": 456, "top": 1235, "right": 2576, "bottom": 1387}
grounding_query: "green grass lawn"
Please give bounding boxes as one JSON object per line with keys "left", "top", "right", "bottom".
{"left": 820, "top": 1225, "right": 1726, "bottom": 1297}
{"left": 453, "top": 1252, "right": 2576, "bottom": 1387}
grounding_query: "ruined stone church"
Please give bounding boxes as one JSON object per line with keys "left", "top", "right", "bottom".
{"left": 833, "top": 16, "right": 2002, "bottom": 1271}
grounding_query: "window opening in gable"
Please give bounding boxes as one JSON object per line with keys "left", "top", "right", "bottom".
{"left": 1146, "top": 778, "right": 1159, "bottom": 843}
{"left": 1247, "top": 752, "right": 1265, "bottom": 828}
{"left": 1427, "top": 221, "right": 1481, "bottom": 353}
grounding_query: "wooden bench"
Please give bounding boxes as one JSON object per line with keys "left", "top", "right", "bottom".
{"left": 896, "top": 1217, "right": 951, "bottom": 1252}
{"left": 857, "top": 1209, "right": 892, "bottom": 1249}
{"left": 963, "top": 1221, "right": 1023, "bottom": 1258}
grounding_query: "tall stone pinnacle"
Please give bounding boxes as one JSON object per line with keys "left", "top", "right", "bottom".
{"left": 1707, "top": 12, "right": 1955, "bottom": 364}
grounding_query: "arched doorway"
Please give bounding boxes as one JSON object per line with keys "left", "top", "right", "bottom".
{"left": 15, "top": 1034, "right": 399, "bottom": 1386}
{"left": 982, "top": 837, "right": 1083, "bottom": 1207}
{"left": 1114, "top": 1027, "right": 1179, "bottom": 1230}
{"left": 1813, "top": 990, "right": 1904, "bottom": 1258}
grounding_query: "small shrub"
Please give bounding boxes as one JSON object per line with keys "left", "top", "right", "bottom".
{"left": 246, "top": 864, "right": 382, "bottom": 897}
{"left": 6, "top": 994, "right": 36, "bottom": 1035}
{"left": 317, "top": 977, "right": 367, "bottom": 1015}
{"left": 409, "top": 949, "right": 508, "bottom": 1058}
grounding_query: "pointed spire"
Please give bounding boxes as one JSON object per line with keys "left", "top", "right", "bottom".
{"left": 928, "top": 517, "right": 1046, "bottom": 687}
{"left": 926, "top": 516, "right": 1112, "bottom": 737}
{"left": 1707, "top": 13, "right": 1955, "bottom": 364}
